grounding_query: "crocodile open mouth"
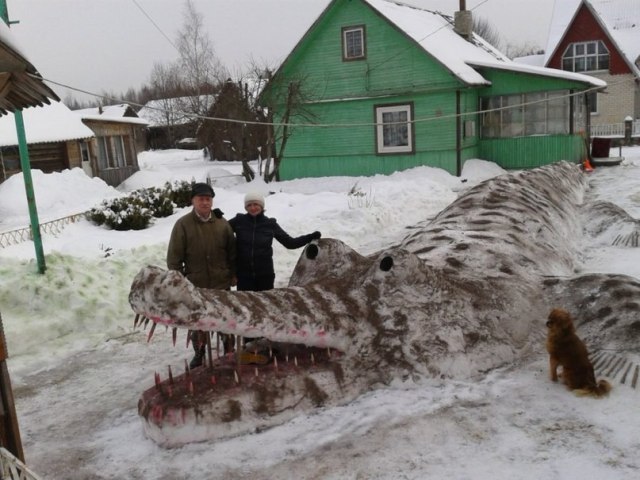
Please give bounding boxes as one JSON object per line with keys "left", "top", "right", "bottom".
{"left": 135, "top": 318, "right": 348, "bottom": 447}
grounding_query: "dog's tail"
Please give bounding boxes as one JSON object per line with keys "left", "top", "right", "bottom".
{"left": 574, "top": 379, "right": 612, "bottom": 398}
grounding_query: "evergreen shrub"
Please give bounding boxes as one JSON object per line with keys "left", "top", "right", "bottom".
{"left": 86, "top": 180, "right": 196, "bottom": 231}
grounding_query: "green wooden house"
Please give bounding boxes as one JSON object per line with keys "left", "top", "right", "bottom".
{"left": 262, "top": 0, "right": 606, "bottom": 179}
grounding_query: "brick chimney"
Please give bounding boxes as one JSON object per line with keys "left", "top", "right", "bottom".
{"left": 454, "top": 0, "right": 473, "bottom": 40}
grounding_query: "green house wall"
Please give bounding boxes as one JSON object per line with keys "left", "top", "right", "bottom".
{"left": 267, "top": 0, "right": 594, "bottom": 179}
{"left": 480, "top": 136, "right": 587, "bottom": 169}
{"left": 280, "top": 90, "right": 481, "bottom": 178}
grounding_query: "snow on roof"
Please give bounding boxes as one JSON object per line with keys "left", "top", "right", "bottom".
{"left": 544, "top": 0, "right": 640, "bottom": 77}
{"left": 513, "top": 54, "right": 546, "bottom": 67}
{"left": 472, "top": 58, "right": 606, "bottom": 88}
{"left": 364, "top": 0, "right": 496, "bottom": 86}
{"left": 74, "top": 104, "right": 148, "bottom": 126}
{"left": 363, "top": 0, "right": 604, "bottom": 88}
{"left": 0, "top": 101, "right": 94, "bottom": 147}
{"left": 544, "top": 0, "right": 582, "bottom": 66}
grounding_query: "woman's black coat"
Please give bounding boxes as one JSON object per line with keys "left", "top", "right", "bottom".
{"left": 229, "top": 213, "right": 318, "bottom": 278}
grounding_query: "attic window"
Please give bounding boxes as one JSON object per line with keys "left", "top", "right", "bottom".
{"left": 562, "top": 40, "right": 609, "bottom": 73}
{"left": 375, "top": 103, "right": 414, "bottom": 154}
{"left": 342, "top": 25, "right": 366, "bottom": 61}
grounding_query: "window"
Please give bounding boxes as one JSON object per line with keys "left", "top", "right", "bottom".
{"left": 547, "top": 93, "right": 571, "bottom": 133}
{"left": 112, "top": 136, "right": 126, "bottom": 167}
{"left": 96, "top": 135, "right": 129, "bottom": 169}
{"left": 524, "top": 92, "right": 547, "bottom": 135}
{"left": 97, "top": 137, "right": 109, "bottom": 169}
{"left": 562, "top": 41, "right": 609, "bottom": 72}
{"left": 342, "top": 26, "right": 365, "bottom": 60}
{"left": 80, "top": 141, "right": 90, "bottom": 163}
{"left": 587, "top": 91, "right": 598, "bottom": 115}
{"left": 463, "top": 120, "right": 476, "bottom": 138}
{"left": 375, "top": 104, "right": 413, "bottom": 154}
{"left": 480, "top": 91, "right": 571, "bottom": 138}
{"left": 502, "top": 95, "right": 524, "bottom": 137}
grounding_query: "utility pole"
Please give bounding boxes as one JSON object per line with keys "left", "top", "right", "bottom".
{"left": 0, "top": 0, "right": 47, "bottom": 273}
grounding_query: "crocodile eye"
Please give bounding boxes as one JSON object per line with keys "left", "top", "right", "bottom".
{"left": 379, "top": 256, "right": 393, "bottom": 271}
{"left": 305, "top": 244, "right": 319, "bottom": 260}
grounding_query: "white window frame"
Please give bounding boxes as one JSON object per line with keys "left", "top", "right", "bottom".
{"left": 342, "top": 26, "right": 365, "bottom": 60}
{"left": 375, "top": 104, "right": 413, "bottom": 154}
{"left": 562, "top": 40, "right": 609, "bottom": 73}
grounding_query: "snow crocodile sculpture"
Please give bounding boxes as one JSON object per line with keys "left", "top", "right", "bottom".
{"left": 129, "top": 161, "right": 640, "bottom": 447}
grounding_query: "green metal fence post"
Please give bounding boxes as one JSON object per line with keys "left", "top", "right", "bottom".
{"left": 14, "top": 112, "right": 46, "bottom": 273}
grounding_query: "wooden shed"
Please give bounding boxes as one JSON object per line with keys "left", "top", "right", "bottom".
{"left": 74, "top": 104, "right": 148, "bottom": 186}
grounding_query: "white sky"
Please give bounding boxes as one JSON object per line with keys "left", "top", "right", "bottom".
{"left": 0, "top": 149, "right": 639, "bottom": 478}
{"left": 6, "top": 0, "right": 556, "bottom": 103}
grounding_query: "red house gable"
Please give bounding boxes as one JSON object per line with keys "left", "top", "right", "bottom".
{"left": 546, "top": 3, "right": 631, "bottom": 75}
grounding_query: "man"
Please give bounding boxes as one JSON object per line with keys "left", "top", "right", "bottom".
{"left": 167, "top": 182, "right": 236, "bottom": 368}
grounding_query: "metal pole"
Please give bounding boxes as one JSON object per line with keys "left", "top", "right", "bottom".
{"left": 14, "top": 111, "right": 46, "bottom": 274}
{"left": 0, "top": 312, "right": 25, "bottom": 463}
{"left": 0, "top": 2, "right": 46, "bottom": 273}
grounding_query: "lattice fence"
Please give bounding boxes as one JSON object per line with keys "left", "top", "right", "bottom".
{"left": 0, "top": 213, "right": 85, "bottom": 249}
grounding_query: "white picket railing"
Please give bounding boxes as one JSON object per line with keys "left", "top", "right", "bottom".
{"left": 0, "top": 448, "right": 42, "bottom": 480}
{"left": 590, "top": 120, "right": 640, "bottom": 138}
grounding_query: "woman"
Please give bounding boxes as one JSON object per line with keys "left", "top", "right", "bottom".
{"left": 229, "top": 192, "right": 321, "bottom": 292}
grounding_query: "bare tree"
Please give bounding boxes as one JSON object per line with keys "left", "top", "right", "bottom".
{"left": 473, "top": 16, "right": 502, "bottom": 50}
{"left": 176, "top": 0, "right": 225, "bottom": 116}
{"left": 505, "top": 42, "right": 545, "bottom": 60}
{"left": 260, "top": 74, "right": 317, "bottom": 183}
{"left": 148, "top": 62, "right": 185, "bottom": 146}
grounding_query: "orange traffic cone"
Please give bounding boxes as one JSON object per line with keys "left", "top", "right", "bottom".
{"left": 583, "top": 158, "right": 594, "bottom": 172}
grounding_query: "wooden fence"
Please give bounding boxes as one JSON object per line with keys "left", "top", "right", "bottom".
{"left": 0, "top": 448, "right": 42, "bottom": 480}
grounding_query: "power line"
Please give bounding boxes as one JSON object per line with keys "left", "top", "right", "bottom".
{"left": 39, "top": 74, "right": 610, "bottom": 130}
{"left": 130, "top": 0, "right": 180, "bottom": 53}
{"left": 367, "top": 0, "right": 491, "bottom": 74}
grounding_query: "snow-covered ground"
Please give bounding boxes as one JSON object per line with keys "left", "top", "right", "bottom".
{"left": 0, "top": 148, "right": 639, "bottom": 479}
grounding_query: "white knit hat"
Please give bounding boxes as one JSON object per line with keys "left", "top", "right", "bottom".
{"left": 244, "top": 191, "right": 265, "bottom": 208}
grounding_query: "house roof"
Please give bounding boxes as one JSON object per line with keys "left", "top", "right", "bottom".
{"left": 0, "top": 20, "right": 59, "bottom": 115}
{"left": 365, "top": 0, "right": 502, "bottom": 86}
{"left": 543, "top": 0, "right": 640, "bottom": 77}
{"left": 74, "top": 103, "right": 148, "bottom": 126}
{"left": 278, "top": 0, "right": 605, "bottom": 90}
{"left": 0, "top": 101, "right": 94, "bottom": 147}
{"left": 366, "top": 0, "right": 605, "bottom": 87}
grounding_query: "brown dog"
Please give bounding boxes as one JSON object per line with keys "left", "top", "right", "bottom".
{"left": 545, "top": 308, "right": 611, "bottom": 397}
